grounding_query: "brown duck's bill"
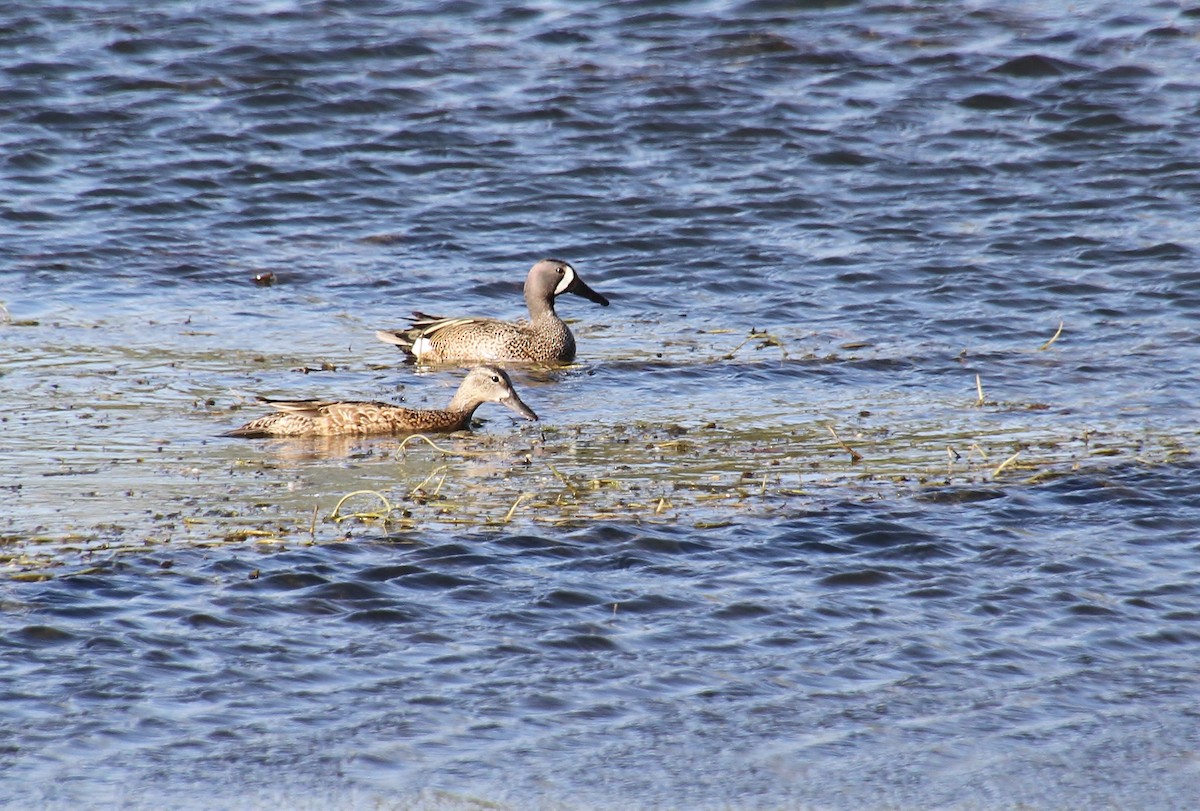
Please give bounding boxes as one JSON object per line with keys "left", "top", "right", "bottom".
{"left": 568, "top": 275, "right": 610, "bottom": 307}
{"left": 501, "top": 392, "right": 539, "bottom": 421}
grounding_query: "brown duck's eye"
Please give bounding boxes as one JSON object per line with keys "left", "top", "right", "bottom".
{"left": 491, "top": 375, "right": 500, "bottom": 383}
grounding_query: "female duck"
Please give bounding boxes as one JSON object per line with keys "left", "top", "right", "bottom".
{"left": 225, "top": 366, "right": 537, "bottom": 438}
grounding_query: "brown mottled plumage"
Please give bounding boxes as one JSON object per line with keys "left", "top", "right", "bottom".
{"left": 375, "top": 258, "right": 609, "bottom": 364}
{"left": 224, "top": 366, "right": 537, "bottom": 438}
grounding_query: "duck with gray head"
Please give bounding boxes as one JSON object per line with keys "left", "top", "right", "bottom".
{"left": 375, "top": 258, "right": 609, "bottom": 364}
{"left": 225, "top": 366, "right": 537, "bottom": 438}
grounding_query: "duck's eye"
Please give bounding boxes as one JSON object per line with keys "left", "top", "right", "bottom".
{"left": 491, "top": 375, "right": 500, "bottom": 383}
{"left": 556, "top": 267, "right": 566, "bottom": 275}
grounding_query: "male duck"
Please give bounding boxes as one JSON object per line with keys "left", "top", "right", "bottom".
{"left": 225, "top": 366, "right": 537, "bottom": 438}
{"left": 375, "top": 258, "right": 609, "bottom": 364}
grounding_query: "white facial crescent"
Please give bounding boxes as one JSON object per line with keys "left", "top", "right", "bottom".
{"left": 553, "top": 265, "right": 576, "bottom": 296}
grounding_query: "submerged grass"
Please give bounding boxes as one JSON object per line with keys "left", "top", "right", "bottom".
{"left": 3, "top": 322, "right": 1196, "bottom": 575}
{"left": 3, "top": 410, "right": 1194, "bottom": 577}
{"left": 303, "top": 418, "right": 1191, "bottom": 540}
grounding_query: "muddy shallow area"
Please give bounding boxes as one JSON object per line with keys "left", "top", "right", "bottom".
{"left": 5, "top": 305, "right": 1188, "bottom": 572}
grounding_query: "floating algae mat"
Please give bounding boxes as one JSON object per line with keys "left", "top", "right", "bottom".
{"left": 2, "top": 317, "right": 1194, "bottom": 575}
{"left": 301, "top": 423, "right": 1189, "bottom": 536}
{"left": 3, "top": 404, "right": 1191, "bottom": 576}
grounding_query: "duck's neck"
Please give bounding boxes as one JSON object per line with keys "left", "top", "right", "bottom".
{"left": 446, "top": 390, "right": 483, "bottom": 420}
{"left": 526, "top": 289, "right": 558, "bottom": 320}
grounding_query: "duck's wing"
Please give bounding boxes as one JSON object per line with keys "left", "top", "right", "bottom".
{"left": 376, "top": 312, "right": 529, "bottom": 361}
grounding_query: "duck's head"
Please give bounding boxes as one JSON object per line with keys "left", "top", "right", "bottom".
{"left": 462, "top": 365, "right": 539, "bottom": 421}
{"left": 526, "top": 258, "right": 609, "bottom": 307}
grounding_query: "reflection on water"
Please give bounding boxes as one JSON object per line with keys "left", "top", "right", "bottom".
{"left": 3, "top": 0, "right": 1200, "bottom": 808}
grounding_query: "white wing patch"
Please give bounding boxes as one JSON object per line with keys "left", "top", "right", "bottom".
{"left": 553, "top": 265, "right": 576, "bottom": 296}
{"left": 412, "top": 336, "right": 435, "bottom": 360}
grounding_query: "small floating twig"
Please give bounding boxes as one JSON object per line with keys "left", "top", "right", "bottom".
{"left": 720, "top": 328, "right": 790, "bottom": 362}
{"left": 974, "top": 374, "right": 987, "bottom": 407}
{"left": 430, "top": 471, "right": 448, "bottom": 498}
{"left": 225, "top": 528, "right": 277, "bottom": 541}
{"left": 946, "top": 446, "right": 961, "bottom": 472}
{"left": 410, "top": 464, "right": 450, "bottom": 496}
{"left": 991, "top": 450, "right": 1023, "bottom": 478}
{"left": 827, "top": 425, "right": 863, "bottom": 463}
{"left": 545, "top": 462, "right": 579, "bottom": 496}
{"left": 502, "top": 492, "right": 532, "bottom": 523}
{"left": 720, "top": 335, "right": 754, "bottom": 359}
{"left": 1038, "top": 320, "right": 1064, "bottom": 351}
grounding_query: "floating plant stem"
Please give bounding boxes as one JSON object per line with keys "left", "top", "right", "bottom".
{"left": 827, "top": 425, "right": 863, "bottom": 463}
{"left": 974, "top": 374, "right": 986, "bottom": 407}
{"left": 329, "top": 489, "right": 394, "bottom": 523}
{"left": 546, "top": 462, "right": 579, "bottom": 496}
{"left": 1038, "top": 320, "right": 1064, "bottom": 351}
{"left": 410, "top": 464, "right": 450, "bottom": 496}
{"left": 720, "top": 328, "right": 789, "bottom": 362}
{"left": 992, "top": 450, "right": 1023, "bottom": 478}
{"left": 396, "top": 433, "right": 498, "bottom": 458}
{"left": 502, "top": 492, "right": 532, "bottom": 523}
{"left": 225, "top": 528, "right": 276, "bottom": 541}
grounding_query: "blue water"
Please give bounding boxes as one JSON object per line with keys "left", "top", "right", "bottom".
{"left": 3, "top": 1, "right": 1200, "bottom": 808}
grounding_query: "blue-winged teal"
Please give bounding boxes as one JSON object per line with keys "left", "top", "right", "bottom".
{"left": 375, "top": 258, "right": 609, "bottom": 364}
{"left": 225, "top": 366, "right": 537, "bottom": 438}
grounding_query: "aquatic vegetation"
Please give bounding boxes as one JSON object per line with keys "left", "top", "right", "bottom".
{"left": 2, "top": 321, "right": 1195, "bottom": 576}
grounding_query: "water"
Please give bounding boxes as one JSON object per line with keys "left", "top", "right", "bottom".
{"left": 2, "top": 1, "right": 1199, "bottom": 808}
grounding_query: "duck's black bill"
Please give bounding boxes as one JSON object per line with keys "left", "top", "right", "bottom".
{"left": 569, "top": 276, "right": 610, "bottom": 307}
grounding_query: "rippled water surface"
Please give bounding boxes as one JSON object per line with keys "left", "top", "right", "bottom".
{"left": 3, "top": 1, "right": 1200, "bottom": 808}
